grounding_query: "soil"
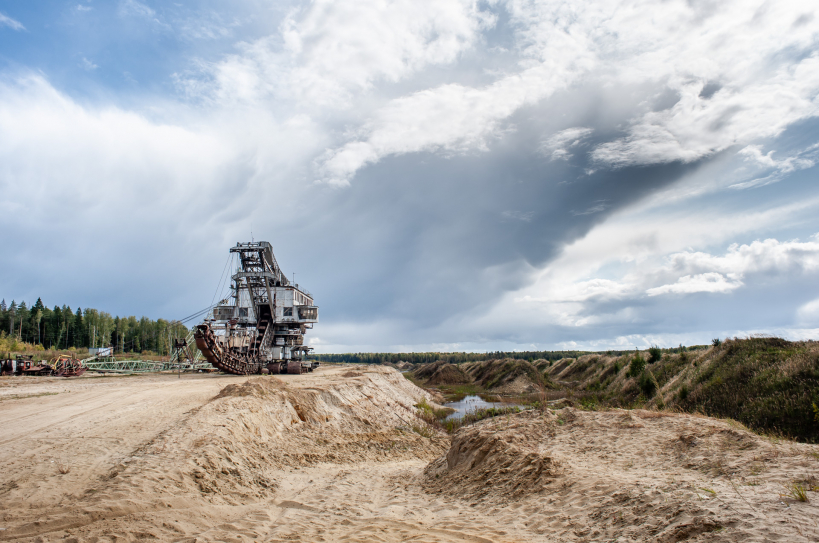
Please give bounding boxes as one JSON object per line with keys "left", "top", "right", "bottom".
{"left": 1, "top": 366, "right": 817, "bottom": 542}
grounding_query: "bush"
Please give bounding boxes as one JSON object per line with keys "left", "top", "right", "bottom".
{"left": 628, "top": 353, "right": 645, "bottom": 378}
{"left": 712, "top": 338, "right": 722, "bottom": 347}
{"left": 678, "top": 384, "right": 689, "bottom": 401}
{"left": 648, "top": 345, "right": 662, "bottom": 364}
{"left": 638, "top": 371, "right": 656, "bottom": 397}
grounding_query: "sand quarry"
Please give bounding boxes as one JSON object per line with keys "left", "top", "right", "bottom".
{"left": 0, "top": 365, "right": 817, "bottom": 542}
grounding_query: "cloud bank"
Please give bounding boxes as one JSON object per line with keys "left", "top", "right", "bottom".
{"left": 0, "top": 0, "right": 818, "bottom": 352}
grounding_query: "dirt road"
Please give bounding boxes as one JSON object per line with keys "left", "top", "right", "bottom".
{"left": 1, "top": 366, "right": 817, "bottom": 542}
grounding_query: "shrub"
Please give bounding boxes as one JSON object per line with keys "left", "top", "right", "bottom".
{"left": 648, "top": 345, "right": 662, "bottom": 364}
{"left": 628, "top": 353, "right": 645, "bottom": 378}
{"left": 638, "top": 371, "right": 656, "bottom": 397}
{"left": 613, "top": 360, "right": 622, "bottom": 374}
{"left": 678, "top": 384, "right": 689, "bottom": 401}
{"left": 580, "top": 396, "right": 599, "bottom": 410}
{"left": 712, "top": 338, "right": 722, "bottom": 347}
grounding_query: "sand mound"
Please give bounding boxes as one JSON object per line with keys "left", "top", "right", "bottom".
{"left": 427, "top": 364, "right": 470, "bottom": 385}
{"left": 424, "top": 410, "right": 563, "bottom": 500}
{"left": 424, "top": 407, "right": 819, "bottom": 541}
{"left": 168, "top": 370, "right": 449, "bottom": 503}
{"left": 214, "top": 376, "right": 286, "bottom": 399}
{"left": 412, "top": 358, "right": 553, "bottom": 393}
{"left": 463, "top": 358, "right": 551, "bottom": 393}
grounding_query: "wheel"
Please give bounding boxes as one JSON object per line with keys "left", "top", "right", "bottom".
{"left": 286, "top": 360, "right": 302, "bottom": 374}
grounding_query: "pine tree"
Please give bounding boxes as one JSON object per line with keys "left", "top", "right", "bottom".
{"left": 8, "top": 301, "right": 15, "bottom": 336}
{"left": 73, "top": 308, "right": 85, "bottom": 348}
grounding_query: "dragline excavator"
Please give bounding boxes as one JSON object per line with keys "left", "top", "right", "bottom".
{"left": 194, "top": 242, "right": 319, "bottom": 375}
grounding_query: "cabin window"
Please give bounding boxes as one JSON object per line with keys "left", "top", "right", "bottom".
{"left": 284, "top": 307, "right": 293, "bottom": 317}
{"left": 239, "top": 308, "right": 248, "bottom": 317}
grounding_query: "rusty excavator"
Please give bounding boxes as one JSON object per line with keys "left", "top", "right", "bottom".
{"left": 194, "top": 242, "right": 319, "bottom": 375}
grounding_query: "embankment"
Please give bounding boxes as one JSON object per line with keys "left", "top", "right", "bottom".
{"left": 410, "top": 337, "right": 819, "bottom": 441}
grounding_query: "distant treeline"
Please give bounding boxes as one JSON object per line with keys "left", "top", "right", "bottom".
{"left": 311, "top": 350, "right": 634, "bottom": 365}
{"left": 0, "top": 298, "right": 188, "bottom": 355}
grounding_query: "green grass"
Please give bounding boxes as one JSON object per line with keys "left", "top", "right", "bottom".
{"left": 442, "top": 405, "right": 522, "bottom": 433}
{"left": 435, "top": 383, "right": 484, "bottom": 401}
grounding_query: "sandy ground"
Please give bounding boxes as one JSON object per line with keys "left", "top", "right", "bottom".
{"left": 0, "top": 366, "right": 818, "bottom": 542}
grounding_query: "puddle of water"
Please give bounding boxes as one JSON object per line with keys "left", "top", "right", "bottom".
{"left": 443, "top": 394, "right": 519, "bottom": 420}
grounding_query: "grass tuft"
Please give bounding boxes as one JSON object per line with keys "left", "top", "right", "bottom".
{"left": 781, "top": 482, "right": 810, "bottom": 502}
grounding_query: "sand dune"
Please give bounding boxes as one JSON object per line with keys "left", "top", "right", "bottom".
{"left": 0, "top": 366, "right": 817, "bottom": 542}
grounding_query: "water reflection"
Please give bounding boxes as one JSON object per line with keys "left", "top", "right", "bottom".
{"left": 443, "top": 394, "right": 518, "bottom": 420}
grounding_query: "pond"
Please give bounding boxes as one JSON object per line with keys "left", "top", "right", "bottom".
{"left": 443, "top": 394, "right": 520, "bottom": 421}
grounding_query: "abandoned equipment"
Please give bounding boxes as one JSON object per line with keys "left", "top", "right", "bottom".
{"left": 194, "top": 241, "right": 319, "bottom": 375}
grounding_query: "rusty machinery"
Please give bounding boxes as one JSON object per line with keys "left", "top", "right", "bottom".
{"left": 51, "top": 354, "right": 87, "bottom": 377}
{"left": 0, "top": 354, "right": 87, "bottom": 377}
{"left": 194, "top": 242, "right": 319, "bottom": 375}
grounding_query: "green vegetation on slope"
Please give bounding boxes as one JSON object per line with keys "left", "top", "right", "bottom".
{"left": 403, "top": 338, "right": 818, "bottom": 442}
{"left": 545, "top": 338, "right": 819, "bottom": 442}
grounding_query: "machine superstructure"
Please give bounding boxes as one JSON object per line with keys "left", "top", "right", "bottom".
{"left": 194, "top": 242, "right": 319, "bottom": 374}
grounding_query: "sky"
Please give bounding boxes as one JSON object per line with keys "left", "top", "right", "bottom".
{"left": 1, "top": 0, "right": 818, "bottom": 353}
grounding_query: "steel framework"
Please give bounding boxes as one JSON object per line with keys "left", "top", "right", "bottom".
{"left": 195, "top": 241, "right": 319, "bottom": 375}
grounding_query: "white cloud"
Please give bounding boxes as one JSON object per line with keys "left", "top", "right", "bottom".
{"left": 119, "top": 0, "right": 155, "bottom": 19}
{"left": 80, "top": 58, "right": 98, "bottom": 71}
{"left": 317, "top": 64, "right": 573, "bottom": 184}
{"left": 727, "top": 143, "right": 819, "bottom": 189}
{"left": 541, "top": 127, "right": 593, "bottom": 161}
{"left": 470, "top": 191, "right": 819, "bottom": 343}
{"left": 182, "top": 0, "right": 495, "bottom": 111}
{"left": 646, "top": 273, "right": 742, "bottom": 296}
{"left": 0, "top": 12, "right": 25, "bottom": 31}
{"left": 315, "top": 0, "right": 819, "bottom": 184}
{"left": 76, "top": 5, "right": 92, "bottom": 12}
{"left": 282, "top": 0, "right": 495, "bottom": 97}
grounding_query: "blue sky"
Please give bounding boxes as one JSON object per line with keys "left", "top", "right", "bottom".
{"left": 1, "top": 0, "right": 818, "bottom": 352}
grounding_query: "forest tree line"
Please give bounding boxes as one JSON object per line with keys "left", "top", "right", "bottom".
{"left": 308, "top": 346, "right": 707, "bottom": 365}
{"left": 0, "top": 298, "right": 188, "bottom": 355}
{"left": 310, "top": 350, "right": 597, "bottom": 365}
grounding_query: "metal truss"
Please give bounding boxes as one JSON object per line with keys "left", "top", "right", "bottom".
{"left": 83, "top": 357, "right": 213, "bottom": 374}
